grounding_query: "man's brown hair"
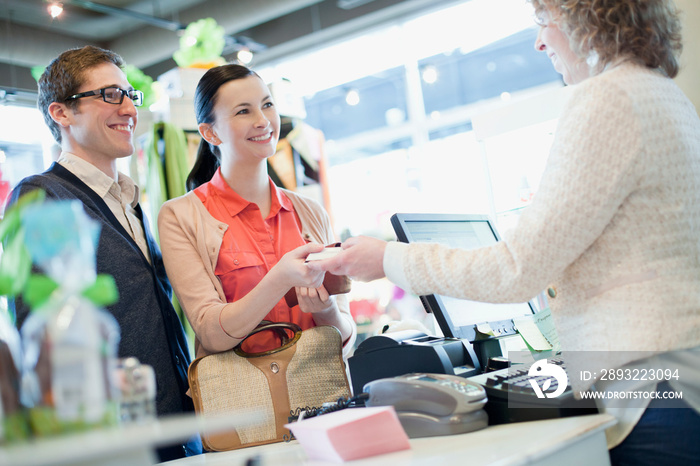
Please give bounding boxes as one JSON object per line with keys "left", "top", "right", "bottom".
{"left": 38, "top": 45, "right": 125, "bottom": 143}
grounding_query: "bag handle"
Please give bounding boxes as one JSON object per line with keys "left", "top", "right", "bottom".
{"left": 257, "top": 320, "right": 295, "bottom": 346}
{"left": 233, "top": 321, "right": 302, "bottom": 358}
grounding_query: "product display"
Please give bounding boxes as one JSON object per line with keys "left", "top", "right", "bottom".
{"left": 0, "top": 311, "right": 28, "bottom": 444}
{"left": 115, "top": 357, "right": 156, "bottom": 423}
{"left": 18, "top": 201, "right": 121, "bottom": 436}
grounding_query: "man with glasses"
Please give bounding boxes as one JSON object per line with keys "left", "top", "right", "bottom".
{"left": 7, "top": 45, "right": 201, "bottom": 461}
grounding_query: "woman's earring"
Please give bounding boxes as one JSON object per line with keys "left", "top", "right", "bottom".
{"left": 586, "top": 51, "right": 599, "bottom": 68}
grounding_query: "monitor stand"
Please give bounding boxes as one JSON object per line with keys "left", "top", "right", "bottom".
{"left": 473, "top": 334, "right": 532, "bottom": 372}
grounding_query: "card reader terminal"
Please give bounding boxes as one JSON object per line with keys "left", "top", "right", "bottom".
{"left": 364, "top": 373, "right": 488, "bottom": 438}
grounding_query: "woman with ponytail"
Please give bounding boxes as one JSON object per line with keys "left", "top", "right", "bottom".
{"left": 158, "top": 64, "right": 355, "bottom": 359}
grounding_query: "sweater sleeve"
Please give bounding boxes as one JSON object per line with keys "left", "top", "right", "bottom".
{"left": 384, "top": 241, "right": 413, "bottom": 293}
{"left": 397, "top": 75, "right": 642, "bottom": 303}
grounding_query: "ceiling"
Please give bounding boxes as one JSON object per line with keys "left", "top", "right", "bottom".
{"left": 0, "top": 0, "right": 457, "bottom": 102}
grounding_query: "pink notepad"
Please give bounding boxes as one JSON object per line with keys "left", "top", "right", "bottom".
{"left": 285, "top": 406, "right": 411, "bottom": 462}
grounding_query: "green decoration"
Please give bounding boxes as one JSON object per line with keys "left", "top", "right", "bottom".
{"left": 0, "top": 233, "right": 31, "bottom": 297}
{"left": 22, "top": 274, "right": 60, "bottom": 310}
{"left": 173, "top": 18, "right": 226, "bottom": 68}
{"left": 28, "top": 403, "right": 118, "bottom": 437}
{"left": 2, "top": 412, "right": 32, "bottom": 443}
{"left": 0, "top": 190, "right": 119, "bottom": 312}
{"left": 31, "top": 65, "right": 46, "bottom": 82}
{"left": 0, "top": 190, "right": 46, "bottom": 299}
{"left": 82, "top": 274, "right": 119, "bottom": 308}
{"left": 125, "top": 64, "right": 156, "bottom": 108}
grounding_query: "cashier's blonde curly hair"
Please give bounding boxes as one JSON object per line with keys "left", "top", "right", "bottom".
{"left": 528, "top": 0, "right": 683, "bottom": 77}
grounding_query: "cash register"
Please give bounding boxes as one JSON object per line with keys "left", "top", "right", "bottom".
{"left": 348, "top": 213, "right": 597, "bottom": 424}
{"left": 348, "top": 329, "right": 481, "bottom": 394}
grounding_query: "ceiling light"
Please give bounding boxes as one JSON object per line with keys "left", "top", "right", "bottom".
{"left": 48, "top": 2, "right": 64, "bottom": 19}
{"left": 345, "top": 89, "right": 360, "bottom": 106}
{"left": 236, "top": 49, "right": 254, "bottom": 65}
{"left": 421, "top": 65, "right": 438, "bottom": 84}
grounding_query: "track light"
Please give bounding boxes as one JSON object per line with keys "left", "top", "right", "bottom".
{"left": 236, "top": 49, "right": 254, "bottom": 65}
{"left": 48, "top": 2, "right": 64, "bottom": 19}
{"left": 421, "top": 65, "right": 438, "bottom": 84}
{"left": 345, "top": 89, "right": 360, "bottom": 106}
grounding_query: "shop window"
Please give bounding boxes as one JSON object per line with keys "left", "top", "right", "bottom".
{"left": 0, "top": 106, "right": 54, "bottom": 212}
{"left": 420, "top": 28, "right": 561, "bottom": 115}
{"left": 327, "top": 137, "right": 412, "bottom": 167}
{"left": 303, "top": 67, "right": 407, "bottom": 141}
{"left": 428, "top": 122, "right": 473, "bottom": 141}
{"left": 0, "top": 142, "right": 46, "bottom": 206}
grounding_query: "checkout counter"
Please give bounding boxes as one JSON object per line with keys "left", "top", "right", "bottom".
{"left": 156, "top": 413, "right": 615, "bottom": 466}
{"left": 1, "top": 329, "right": 613, "bottom": 466}
{"left": 150, "top": 330, "right": 612, "bottom": 465}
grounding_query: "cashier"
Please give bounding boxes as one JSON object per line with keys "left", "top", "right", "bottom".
{"left": 309, "top": 1, "right": 700, "bottom": 464}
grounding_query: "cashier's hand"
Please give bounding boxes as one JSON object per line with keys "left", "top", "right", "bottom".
{"left": 306, "top": 236, "right": 387, "bottom": 282}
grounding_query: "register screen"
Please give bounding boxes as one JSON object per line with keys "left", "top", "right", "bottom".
{"left": 399, "top": 218, "right": 533, "bottom": 334}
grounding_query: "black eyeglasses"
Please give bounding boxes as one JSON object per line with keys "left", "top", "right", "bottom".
{"left": 65, "top": 87, "right": 144, "bottom": 107}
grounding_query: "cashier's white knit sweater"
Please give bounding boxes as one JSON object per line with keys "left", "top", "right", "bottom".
{"left": 385, "top": 62, "right": 700, "bottom": 389}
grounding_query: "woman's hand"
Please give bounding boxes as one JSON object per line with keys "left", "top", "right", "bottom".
{"left": 273, "top": 242, "right": 326, "bottom": 290}
{"left": 295, "top": 285, "right": 337, "bottom": 315}
{"left": 295, "top": 287, "right": 353, "bottom": 344}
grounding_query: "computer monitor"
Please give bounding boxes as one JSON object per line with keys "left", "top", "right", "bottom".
{"left": 390, "top": 213, "right": 535, "bottom": 343}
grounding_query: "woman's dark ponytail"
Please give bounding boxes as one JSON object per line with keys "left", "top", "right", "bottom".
{"left": 186, "top": 139, "right": 220, "bottom": 191}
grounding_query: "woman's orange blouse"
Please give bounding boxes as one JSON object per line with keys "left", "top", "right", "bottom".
{"left": 194, "top": 170, "right": 316, "bottom": 352}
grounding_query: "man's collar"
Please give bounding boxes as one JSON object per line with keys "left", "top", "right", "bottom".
{"left": 57, "top": 151, "right": 138, "bottom": 207}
